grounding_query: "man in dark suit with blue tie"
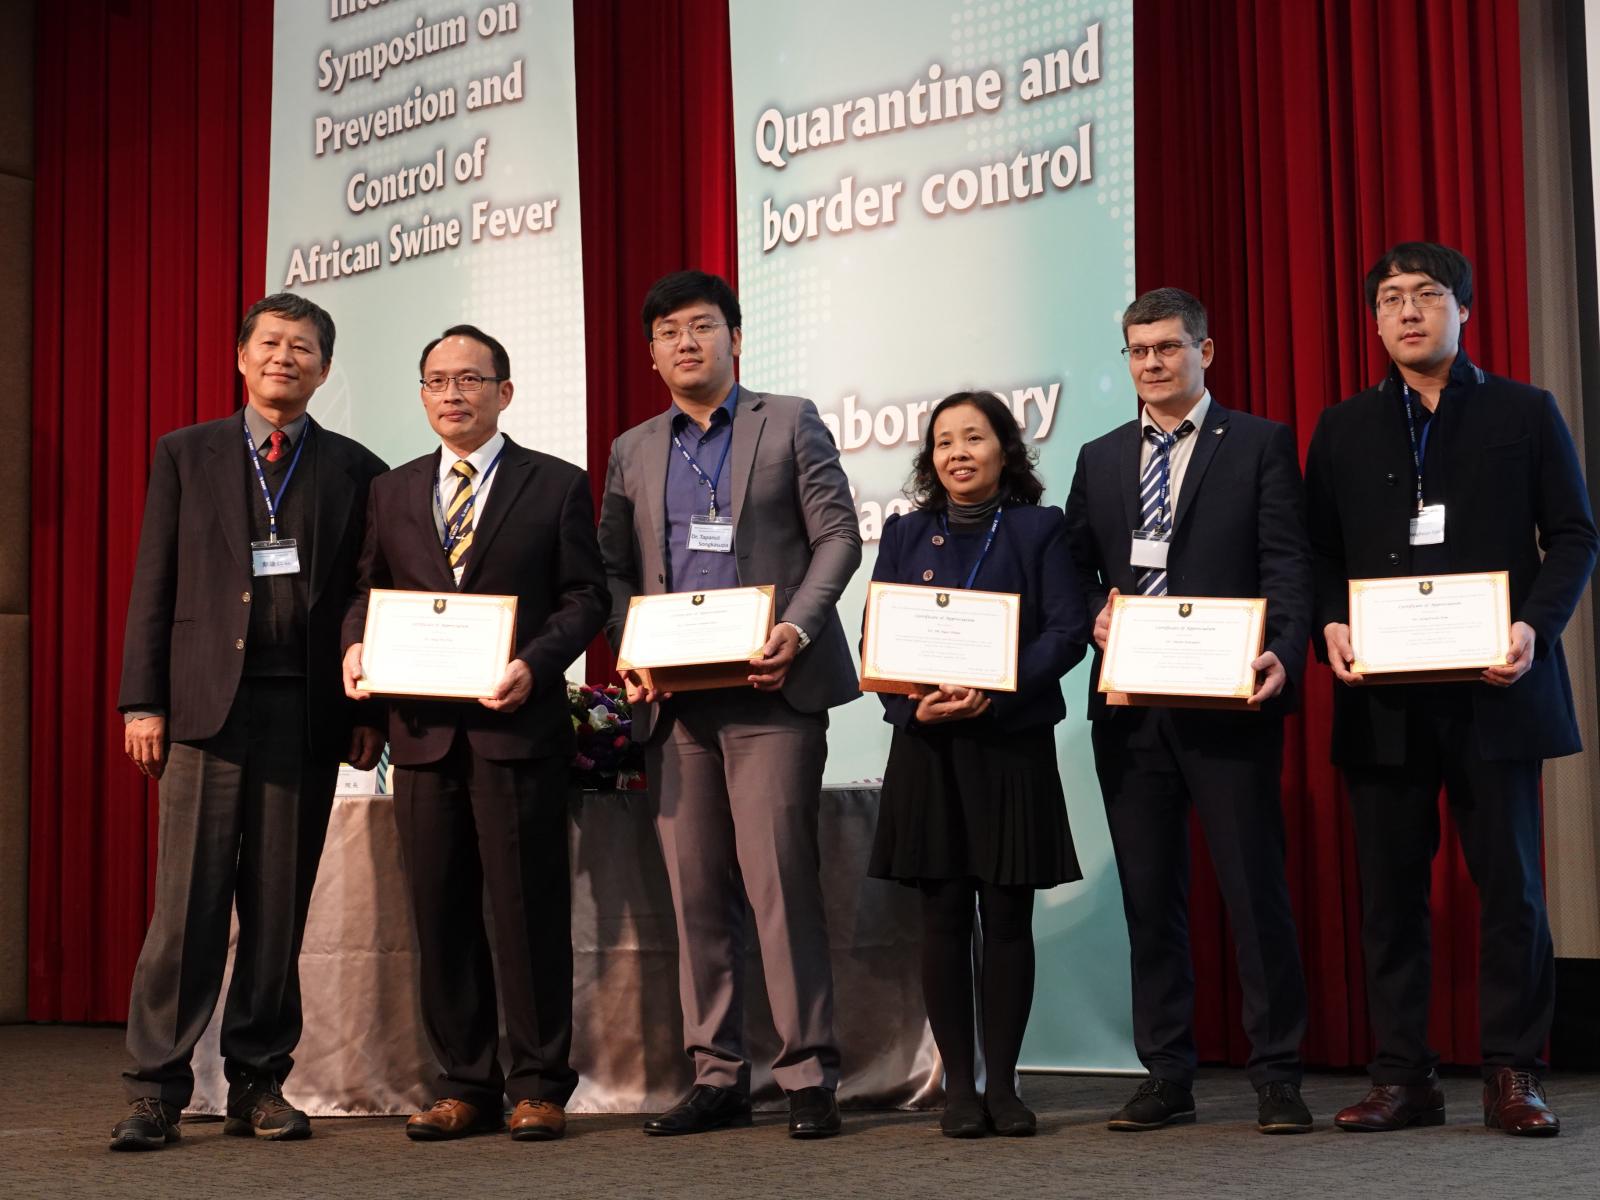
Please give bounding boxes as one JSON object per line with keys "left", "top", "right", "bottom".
{"left": 1064, "top": 287, "right": 1314, "bottom": 1134}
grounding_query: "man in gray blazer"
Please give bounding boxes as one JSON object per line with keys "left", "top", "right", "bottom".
{"left": 598, "top": 270, "right": 861, "bottom": 1139}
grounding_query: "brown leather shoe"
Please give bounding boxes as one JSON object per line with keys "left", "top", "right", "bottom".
{"left": 1483, "top": 1068, "right": 1560, "bottom": 1137}
{"left": 510, "top": 1099, "right": 567, "bottom": 1141}
{"left": 405, "top": 1098, "right": 504, "bottom": 1141}
{"left": 1334, "top": 1076, "right": 1445, "bottom": 1131}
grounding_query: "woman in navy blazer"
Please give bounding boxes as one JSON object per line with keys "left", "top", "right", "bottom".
{"left": 868, "top": 391, "right": 1089, "bottom": 1138}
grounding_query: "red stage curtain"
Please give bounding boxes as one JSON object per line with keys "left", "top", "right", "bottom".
{"left": 1135, "top": 0, "right": 1529, "bottom": 1067}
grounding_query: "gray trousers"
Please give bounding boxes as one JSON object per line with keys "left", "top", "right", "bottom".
{"left": 646, "top": 690, "right": 840, "bottom": 1094}
{"left": 123, "top": 679, "right": 337, "bottom": 1107}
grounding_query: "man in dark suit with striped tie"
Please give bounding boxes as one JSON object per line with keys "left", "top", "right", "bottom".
{"left": 1064, "top": 288, "right": 1314, "bottom": 1135}
{"left": 341, "top": 325, "right": 607, "bottom": 1143}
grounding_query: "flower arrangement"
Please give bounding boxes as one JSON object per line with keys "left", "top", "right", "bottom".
{"left": 568, "top": 681, "right": 646, "bottom": 791}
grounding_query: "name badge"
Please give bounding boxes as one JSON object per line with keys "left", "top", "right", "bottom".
{"left": 1409, "top": 504, "right": 1446, "bottom": 546}
{"left": 1129, "top": 530, "right": 1170, "bottom": 570}
{"left": 250, "top": 538, "right": 301, "bottom": 576}
{"left": 687, "top": 515, "right": 735, "bottom": 553}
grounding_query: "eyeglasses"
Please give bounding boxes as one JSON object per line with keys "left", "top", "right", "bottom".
{"left": 1121, "top": 340, "right": 1201, "bottom": 362}
{"left": 1376, "top": 288, "right": 1451, "bottom": 315}
{"left": 421, "top": 373, "right": 503, "bottom": 394}
{"left": 651, "top": 319, "right": 726, "bottom": 345}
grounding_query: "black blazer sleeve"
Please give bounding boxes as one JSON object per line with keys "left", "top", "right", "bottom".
{"left": 1062, "top": 443, "right": 1109, "bottom": 619}
{"left": 118, "top": 435, "right": 183, "bottom": 712}
{"left": 1304, "top": 406, "right": 1346, "bottom": 660}
{"left": 518, "top": 467, "right": 609, "bottom": 685}
{"left": 867, "top": 513, "right": 918, "bottom": 729}
{"left": 1255, "top": 420, "right": 1314, "bottom": 687}
{"left": 1521, "top": 390, "right": 1599, "bottom": 657}
{"left": 986, "top": 508, "right": 1089, "bottom": 724}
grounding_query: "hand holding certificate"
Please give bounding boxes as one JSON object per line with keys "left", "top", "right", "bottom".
{"left": 351, "top": 589, "right": 517, "bottom": 700}
{"left": 1347, "top": 571, "right": 1511, "bottom": 683}
{"left": 616, "top": 585, "right": 775, "bottom": 692}
{"left": 860, "top": 582, "right": 1020, "bottom": 695}
{"left": 1097, "top": 594, "right": 1267, "bottom": 708}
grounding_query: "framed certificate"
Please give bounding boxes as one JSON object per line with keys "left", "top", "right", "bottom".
{"left": 1348, "top": 571, "right": 1511, "bottom": 683}
{"left": 616, "top": 585, "right": 775, "bottom": 692}
{"left": 1098, "top": 594, "right": 1266, "bottom": 708}
{"left": 859, "top": 582, "right": 1021, "bottom": 695}
{"left": 358, "top": 589, "right": 517, "bottom": 700}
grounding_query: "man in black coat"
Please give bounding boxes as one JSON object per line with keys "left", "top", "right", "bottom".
{"left": 113, "top": 294, "right": 387, "bottom": 1150}
{"left": 1065, "top": 287, "right": 1314, "bottom": 1135}
{"left": 1307, "top": 242, "right": 1598, "bottom": 1137}
{"left": 342, "top": 325, "right": 607, "bottom": 1143}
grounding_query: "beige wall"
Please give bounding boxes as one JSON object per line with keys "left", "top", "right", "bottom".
{"left": 0, "top": 0, "right": 33, "bottom": 1020}
{"left": 1522, "top": 0, "right": 1600, "bottom": 961}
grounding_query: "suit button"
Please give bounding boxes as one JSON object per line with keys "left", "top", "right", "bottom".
{"left": 234, "top": 638, "right": 245, "bottom": 650}
{"left": 1385, "top": 473, "right": 1396, "bottom": 485}
{"left": 241, "top": 591, "right": 251, "bottom": 603}
{"left": 922, "top": 569, "right": 935, "bottom": 581}
{"left": 1387, "top": 552, "right": 1399, "bottom": 565}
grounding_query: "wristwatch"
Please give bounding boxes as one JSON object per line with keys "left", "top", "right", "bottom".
{"left": 779, "top": 621, "right": 811, "bottom": 650}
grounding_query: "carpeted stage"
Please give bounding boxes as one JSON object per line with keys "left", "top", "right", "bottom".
{"left": 3, "top": 1026, "right": 1594, "bottom": 1199}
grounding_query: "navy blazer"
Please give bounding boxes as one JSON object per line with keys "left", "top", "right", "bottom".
{"left": 1064, "top": 399, "right": 1313, "bottom": 726}
{"left": 1305, "top": 355, "right": 1599, "bottom": 765}
{"left": 869, "top": 504, "right": 1089, "bottom": 731}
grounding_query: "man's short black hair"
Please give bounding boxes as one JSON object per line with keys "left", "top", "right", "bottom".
{"left": 238, "top": 293, "right": 336, "bottom": 363}
{"left": 640, "top": 271, "right": 742, "bottom": 341}
{"left": 1364, "top": 242, "right": 1474, "bottom": 312}
{"left": 1121, "top": 287, "right": 1209, "bottom": 342}
{"left": 418, "top": 324, "right": 511, "bottom": 381}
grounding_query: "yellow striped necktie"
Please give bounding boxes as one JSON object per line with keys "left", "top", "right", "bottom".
{"left": 446, "top": 459, "right": 477, "bottom": 570}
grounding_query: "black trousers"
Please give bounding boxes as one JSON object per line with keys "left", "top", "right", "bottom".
{"left": 393, "top": 730, "right": 575, "bottom": 1110}
{"left": 1093, "top": 709, "right": 1307, "bottom": 1090}
{"left": 123, "top": 679, "right": 337, "bottom": 1107}
{"left": 1343, "top": 689, "right": 1552, "bottom": 1084}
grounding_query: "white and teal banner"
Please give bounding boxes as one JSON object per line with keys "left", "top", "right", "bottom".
{"left": 267, "top": 0, "right": 586, "bottom": 471}
{"left": 731, "top": 0, "right": 1139, "bottom": 1072}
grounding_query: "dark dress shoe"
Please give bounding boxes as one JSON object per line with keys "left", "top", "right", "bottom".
{"left": 1257, "top": 1081, "right": 1313, "bottom": 1134}
{"left": 1483, "top": 1068, "right": 1560, "bottom": 1136}
{"left": 787, "top": 1086, "right": 841, "bottom": 1138}
{"left": 110, "top": 1098, "right": 181, "bottom": 1151}
{"left": 1334, "top": 1075, "right": 1445, "bottom": 1132}
{"left": 984, "top": 1092, "right": 1037, "bottom": 1137}
{"left": 406, "top": 1098, "right": 505, "bottom": 1141}
{"left": 940, "top": 1094, "right": 987, "bottom": 1138}
{"left": 1107, "top": 1079, "right": 1195, "bottom": 1131}
{"left": 642, "top": 1085, "right": 753, "bottom": 1136}
{"left": 224, "top": 1080, "right": 311, "bottom": 1140}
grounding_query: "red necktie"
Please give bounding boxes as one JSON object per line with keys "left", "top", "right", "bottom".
{"left": 265, "top": 430, "right": 287, "bottom": 463}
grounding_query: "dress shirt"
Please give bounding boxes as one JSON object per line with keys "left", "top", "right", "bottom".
{"left": 664, "top": 385, "right": 742, "bottom": 592}
{"left": 435, "top": 431, "right": 506, "bottom": 584}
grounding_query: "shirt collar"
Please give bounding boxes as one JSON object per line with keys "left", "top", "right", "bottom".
{"left": 670, "top": 383, "right": 739, "bottom": 434}
{"left": 1140, "top": 389, "right": 1210, "bottom": 435}
{"left": 1382, "top": 349, "right": 1482, "bottom": 395}
{"left": 243, "top": 404, "right": 309, "bottom": 450}
{"left": 438, "top": 430, "right": 506, "bottom": 485}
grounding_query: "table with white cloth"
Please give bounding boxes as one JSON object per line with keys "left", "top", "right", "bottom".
{"left": 187, "top": 787, "right": 940, "bottom": 1115}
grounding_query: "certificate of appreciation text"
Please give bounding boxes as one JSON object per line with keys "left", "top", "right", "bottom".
{"left": 1098, "top": 594, "right": 1265, "bottom": 703}
{"left": 860, "top": 582, "right": 1020, "bottom": 694}
{"left": 358, "top": 589, "right": 517, "bottom": 700}
{"left": 1348, "top": 571, "right": 1510, "bottom": 678}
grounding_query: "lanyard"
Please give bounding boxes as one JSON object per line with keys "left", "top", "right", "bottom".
{"left": 1400, "top": 384, "right": 1434, "bottom": 513}
{"left": 434, "top": 444, "right": 507, "bottom": 554}
{"left": 242, "top": 418, "right": 308, "bottom": 543}
{"left": 673, "top": 425, "right": 734, "bottom": 518}
{"left": 938, "top": 506, "right": 1004, "bottom": 590}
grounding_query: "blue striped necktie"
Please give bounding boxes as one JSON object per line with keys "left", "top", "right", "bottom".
{"left": 1136, "top": 420, "right": 1195, "bottom": 596}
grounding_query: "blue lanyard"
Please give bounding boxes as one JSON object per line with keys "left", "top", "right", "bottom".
{"left": 242, "top": 418, "right": 308, "bottom": 542}
{"left": 1400, "top": 384, "right": 1434, "bottom": 514}
{"left": 434, "top": 444, "right": 507, "bottom": 554}
{"left": 673, "top": 424, "right": 734, "bottom": 518}
{"left": 938, "top": 506, "right": 1004, "bottom": 590}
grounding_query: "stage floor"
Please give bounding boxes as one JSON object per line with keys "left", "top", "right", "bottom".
{"left": 4, "top": 1025, "right": 1595, "bottom": 1199}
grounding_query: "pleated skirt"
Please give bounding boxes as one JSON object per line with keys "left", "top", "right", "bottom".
{"left": 868, "top": 723, "right": 1082, "bottom": 889}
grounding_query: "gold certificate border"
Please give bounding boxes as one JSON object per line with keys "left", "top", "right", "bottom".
{"left": 616, "top": 585, "right": 775, "bottom": 670}
{"left": 860, "top": 581, "right": 1021, "bottom": 692}
{"left": 1098, "top": 595, "right": 1266, "bottom": 699}
{"left": 1348, "top": 571, "right": 1510, "bottom": 674}
{"left": 360, "top": 588, "right": 517, "bottom": 699}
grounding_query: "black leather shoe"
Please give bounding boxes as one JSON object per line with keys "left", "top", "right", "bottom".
{"left": 1107, "top": 1079, "right": 1196, "bottom": 1131}
{"left": 642, "top": 1085, "right": 753, "bottom": 1136}
{"left": 940, "top": 1094, "right": 987, "bottom": 1138}
{"left": 985, "top": 1092, "right": 1037, "bottom": 1137}
{"left": 110, "top": 1097, "right": 181, "bottom": 1151}
{"left": 1257, "top": 1081, "right": 1313, "bottom": 1133}
{"left": 224, "top": 1079, "right": 311, "bottom": 1140}
{"left": 787, "top": 1086, "right": 841, "bottom": 1139}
